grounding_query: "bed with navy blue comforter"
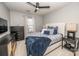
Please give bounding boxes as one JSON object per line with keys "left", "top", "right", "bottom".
{"left": 25, "top": 32, "right": 62, "bottom": 56}
{"left": 25, "top": 36, "right": 51, "bottom": 56}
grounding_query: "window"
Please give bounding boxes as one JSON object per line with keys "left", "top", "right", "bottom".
{"left": 27, "top": 18, "right": 35, "bottom": 33}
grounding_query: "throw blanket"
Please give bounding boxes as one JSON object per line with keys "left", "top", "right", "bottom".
{"left": 25, "top": 36, "right": 51, "bottom": 56}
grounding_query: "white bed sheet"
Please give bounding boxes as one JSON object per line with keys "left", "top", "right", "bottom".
{"left": 27, "top": 32, "right": 62, "bottom": 45}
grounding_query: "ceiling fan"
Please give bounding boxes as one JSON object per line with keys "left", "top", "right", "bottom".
{"left": 27, "top": 2, "right": 50, "bottom": 12}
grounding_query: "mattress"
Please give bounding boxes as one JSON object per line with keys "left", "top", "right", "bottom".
{"left": 26, "top": 32, "right": 62, "bottom": 45}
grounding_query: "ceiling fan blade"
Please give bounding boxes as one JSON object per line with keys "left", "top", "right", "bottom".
{"left": 36, "top": 2, "right": 39, "bottom": 8}
{"left": 34, "top": 9, "right": 37, "bottom": 12}
{"left": 39, "top": 6, "right": 50, "bottom": 8}
{"left": 27, "top": 2, "right": 36, "bottom": 7}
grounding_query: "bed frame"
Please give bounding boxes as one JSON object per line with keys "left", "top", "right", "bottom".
{"left": 43, "top": 23, "right": 66, "bottom": 56}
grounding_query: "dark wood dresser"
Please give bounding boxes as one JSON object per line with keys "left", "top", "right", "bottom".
{"left": 10, "top": 26, "right": 24, "bottom": 41}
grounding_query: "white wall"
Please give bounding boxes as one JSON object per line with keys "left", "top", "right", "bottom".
{"left": 34, "top": 15, "right": 43, "bottom": 32}
{"left": 44, "top": 3, "right": 79, "bottom": 37}
{"left": 0, "top": 3, "right": 10, "bottom": 33}
{"left": 10, "top": 10, "right": 25, "bottom": 26}
{"left": 10, "top": 10, "right": 43, "bottom": 32}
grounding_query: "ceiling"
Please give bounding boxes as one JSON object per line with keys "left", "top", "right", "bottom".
{"left": 4, "top": 2, "right": 69, "bottom": 15}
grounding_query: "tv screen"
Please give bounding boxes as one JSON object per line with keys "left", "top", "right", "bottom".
{"left": 0, "top": 18, "right": 8, "bottom": 34}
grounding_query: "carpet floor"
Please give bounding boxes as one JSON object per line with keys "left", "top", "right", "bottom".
{"left": 14, "top": 40, "right": 79, "bottom": 56}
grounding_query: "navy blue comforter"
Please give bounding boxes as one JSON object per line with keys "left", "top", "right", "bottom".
{"left": 25, "top": 36, "right": 51, "bottom": 56}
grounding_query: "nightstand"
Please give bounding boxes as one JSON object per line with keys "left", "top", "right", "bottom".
{"left": 62, "top": 31, "right": 79, "bottom": 56}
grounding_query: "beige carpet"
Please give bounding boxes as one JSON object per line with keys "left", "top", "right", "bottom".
{"left": 14, "top": 40, "right": 79, "bottom": 56}
{"left": 14, "top": 40, "right": 27, "bottom": 56}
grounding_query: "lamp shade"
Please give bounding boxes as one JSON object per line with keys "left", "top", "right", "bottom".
{"left": 66, "top": 23, "right": 77, "bottom": 32}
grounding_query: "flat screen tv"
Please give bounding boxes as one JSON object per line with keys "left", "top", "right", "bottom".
{"left": 0, "top": 18, "right": 8, "bottom": 34}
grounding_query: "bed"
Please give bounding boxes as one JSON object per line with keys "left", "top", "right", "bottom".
{"left": 25, "top": 23, "right": 65, "bottom": 56}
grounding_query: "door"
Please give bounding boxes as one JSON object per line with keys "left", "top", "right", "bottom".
{"left": 24, "top": 16, "right": 35, "bottom": 38}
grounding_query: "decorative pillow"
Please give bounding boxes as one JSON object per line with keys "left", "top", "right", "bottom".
{"left": 41, "top": 26, "right": 58, "bottom": 35}
{"left": 41, "top": 29, "right": 48, "bottom": 34}
{"left": 43, "top": 30, "right": 50, "bottom": 35}
{"left": 48, "top": 26, "right": 58, "bottom": 35}
{"left": 53, "top": 26, "right": 58, "bottom": 35}
{"left": 48, "top": 26, "right": 54, "bottom": 29}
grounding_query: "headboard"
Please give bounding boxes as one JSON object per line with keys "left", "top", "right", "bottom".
{"left": 45, "top": 23, "right": 66, "bottom": 37}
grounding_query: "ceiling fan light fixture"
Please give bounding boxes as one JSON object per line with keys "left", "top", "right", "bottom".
{"left": 36, "top": 7, "right": 39, "bottom": 10}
